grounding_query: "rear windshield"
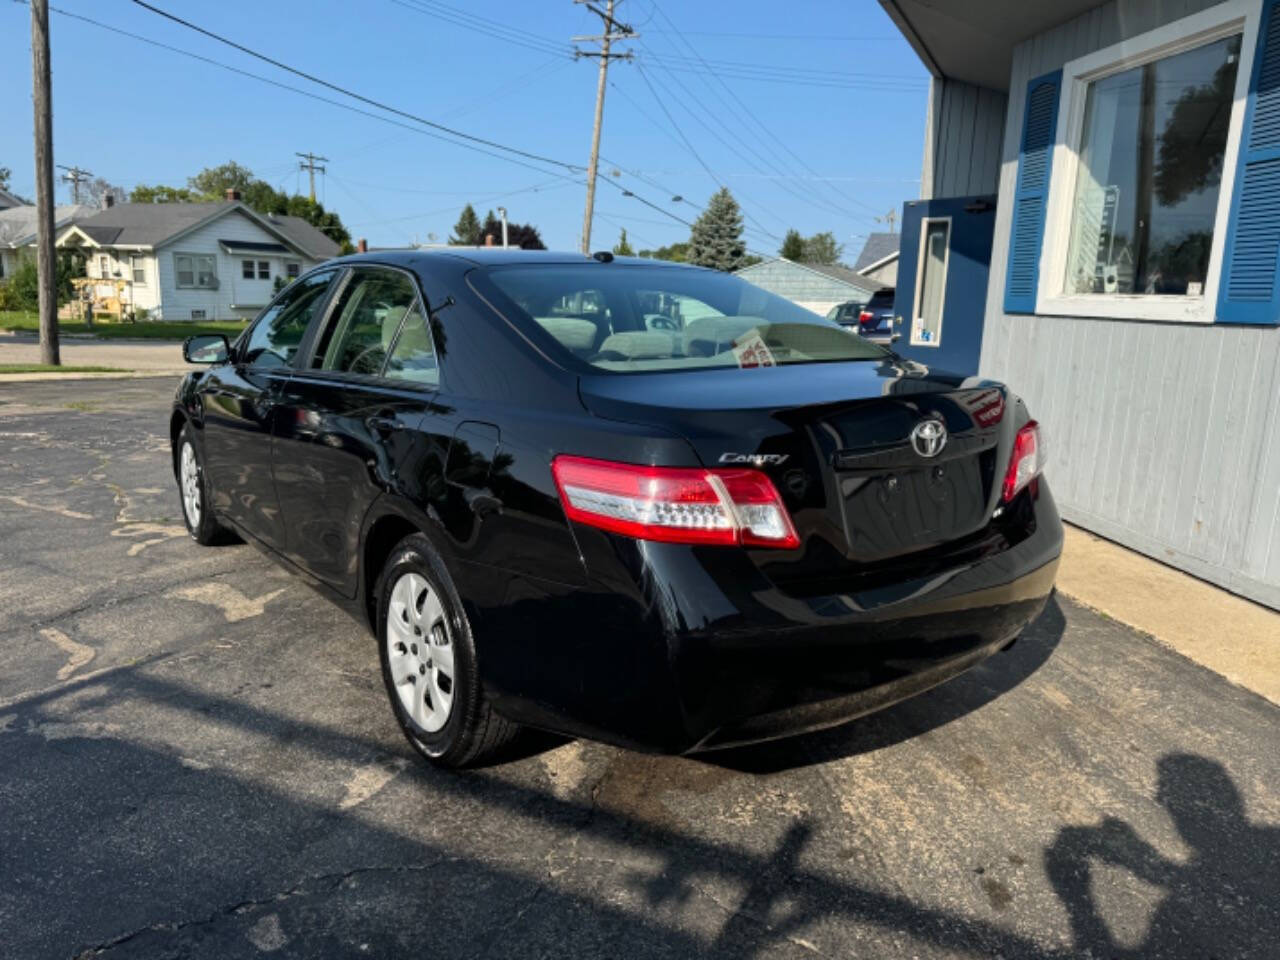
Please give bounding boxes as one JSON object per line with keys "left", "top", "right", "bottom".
{"left": 477, "top": 263, "right": 890, "bottom": 373}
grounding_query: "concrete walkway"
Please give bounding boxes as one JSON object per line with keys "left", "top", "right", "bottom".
{"left": 0, "top": 334, "right": 187, "bottom": 376}
{"left": 1056, "top": 524, "right": 1280, "bottom": 705}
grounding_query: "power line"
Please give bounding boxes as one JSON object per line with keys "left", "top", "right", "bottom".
{"left": 388, "top": 0, "right": 573, "bottom": 59}
{"left": 127, "top": 0, "right": 584, "bottom": 174}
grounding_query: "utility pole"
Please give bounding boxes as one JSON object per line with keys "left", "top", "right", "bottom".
{"left": 496, "top": 206, "right": 509, "bottom": 248}
{"left": 31, "top": 0, "right": 58, "bottom": 366}
{"left": 296, "top": 151, "right": 328, "bottom": 202}
{"left": 875, "top": 208, "right": 898, "bottom": 234}
{"left": 574, "top": 0, "right": 634, "bottom": 254}
{"left": 57, "top": 164, "right": 92, "bottom": 204}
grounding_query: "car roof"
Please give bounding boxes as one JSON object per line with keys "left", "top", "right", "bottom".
{"left": 327, "top": 249, "right": 704, "bottom": 270}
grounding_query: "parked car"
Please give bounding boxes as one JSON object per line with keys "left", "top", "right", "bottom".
{"left": 855, "top": 288, "right": 897, "bottom": 343}
{"left": 172, "top": 251, "right": 1062, "bottom": 768}
{"left": 825, "top": 300, "right": 868, "bottom": 327}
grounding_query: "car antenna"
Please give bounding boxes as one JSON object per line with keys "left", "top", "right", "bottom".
{"left": 592, "top": 251, "right": 614, "bottom": 263}
{"left": 428, "top": 295, "right": 456, "bottom": 321}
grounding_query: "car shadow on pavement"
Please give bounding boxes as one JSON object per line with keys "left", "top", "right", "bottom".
{"left": 10, "top": 623, "right": 1272, "bottom": 959}
{"left": 704, "top": 592, "right": 1068, "bottom": 775}
{"left": 1, "top": 662, "right": 1075, "bottom": 959}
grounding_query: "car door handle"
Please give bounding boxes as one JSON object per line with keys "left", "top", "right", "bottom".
{"left": 366, "top": 415, "right": 402, "bottom": 434}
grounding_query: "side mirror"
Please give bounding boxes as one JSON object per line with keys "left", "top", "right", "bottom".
{"left": 184, "top": 334, "right": 230, "bottom": 364}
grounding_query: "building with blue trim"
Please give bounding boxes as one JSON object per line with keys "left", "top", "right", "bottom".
{"left": 882, "top": 0, "right": 1280, "bottom": 608}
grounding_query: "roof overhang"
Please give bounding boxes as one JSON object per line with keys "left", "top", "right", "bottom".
{"left": 879, "top": 0, "right": 1106, "bottom": 90}
{"left": 219, "top": 239, "right": 290, "bottom": 254}
{"left": 858, "top": 251, "right": 900, "bottom": 275}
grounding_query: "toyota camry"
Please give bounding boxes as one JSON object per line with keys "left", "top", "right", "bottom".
{"left": 172, "top": 249, "right": 1062, "bottom": 767}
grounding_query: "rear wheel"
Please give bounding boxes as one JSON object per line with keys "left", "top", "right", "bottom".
{"left": 376, "top": 533, "right": 518, "bottom": 768}
{"left": 176, "top": 423, "right": 234, "bottom": 545}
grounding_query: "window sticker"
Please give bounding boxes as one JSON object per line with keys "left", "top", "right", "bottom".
{"left": 733, "top": 332, "right": 776, "bottom": 368}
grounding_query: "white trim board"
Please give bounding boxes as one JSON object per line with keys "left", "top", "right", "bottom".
{"left": 1035, "top": 0, "right": 1262, "bottom": 324}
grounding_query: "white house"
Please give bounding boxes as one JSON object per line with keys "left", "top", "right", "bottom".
{"left": 851, "top": 232, "right": 901, "bottom": 288}
{"left": 883, "top": 0, "right": 1280, "bottom": 608}
{"left": 56, "top": 194, "right": 340, "bottom": 321}
{"left": 0, "top": 203, "right": 93, "bottom": 282}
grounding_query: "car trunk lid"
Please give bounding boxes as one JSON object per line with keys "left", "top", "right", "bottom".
{"left": 578, "top": 360, "right": 1011, "bottom": 579}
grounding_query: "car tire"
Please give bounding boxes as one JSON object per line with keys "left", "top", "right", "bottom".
{"left": 175, "top": 423, "right": 235, "bottom": 546}
{"left": 376, "top": 533, "right": 519, "bottom": 768}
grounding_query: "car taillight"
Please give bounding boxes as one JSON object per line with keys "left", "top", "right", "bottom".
{"left": 551, "top": 455, "right": 800, "bottom": 549}
{"left": 858, "top": 310, "right": 875, "bottom": 327}
{"left": 1001, "top": 421, "right": 1046, "bottom": 502}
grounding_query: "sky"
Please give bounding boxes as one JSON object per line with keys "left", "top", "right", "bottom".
{"left": 0, "top": 0, "right": 931, "bottom": 258}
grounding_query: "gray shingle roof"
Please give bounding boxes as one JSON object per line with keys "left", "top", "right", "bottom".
{"left": 0, "top": 186, "right": 27, "bottom": 210}
{"left": 259, "top": 213, "right": 341, "bottom": 260}
{"left": 0, "top": 204, "right": 94, "bottom": 247}
{"left": 65, "top": 202, "right": 341, "bottom": 259}
{"left": 797, "top": 262, "right": 885, "bottom": 297}
{"left": 68, "top": 202, "right": 226, "bottom": 246}
{"left": 852, "top": 232, "right": 900, "bottom": 273}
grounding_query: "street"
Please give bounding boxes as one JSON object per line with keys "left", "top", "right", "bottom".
{"left": 1, "top": 376, "right": 1277, "bottom": 959}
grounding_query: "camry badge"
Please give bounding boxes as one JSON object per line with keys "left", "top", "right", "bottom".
{"left": 719, "top": 452, "right": 789, "bottom": 467}
{"left": 910, "top": 419, "right": 947, "bottom": 458}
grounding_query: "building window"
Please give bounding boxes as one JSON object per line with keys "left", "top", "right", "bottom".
{"left": 1038, "top": 2, "right": 1260, "bottom": 323}
{"left": 130, "top": 255, "right": 145, "bottom": 284}
{"left": 1064, "top": 34, "right": 1241, "bottom": 297}
{"left": 258, "top": 260, "right": 270, "bottom": 279}
{"left": 286, "top": 261, "right": 300, "bottom": 279}
{"left": 242, "top": 259, "right": 256, "bottom": 280}
{"left": 912, "top": 219, "right": 950, "bottom": 345}
{"left": 99, "top": 255, "right": 110, "bottom": 279}
{"left": 191, "top": 309, "right": 207, "bottom": 321}
{"left": 175, "top": 253, "right": 217, "bottom": 289}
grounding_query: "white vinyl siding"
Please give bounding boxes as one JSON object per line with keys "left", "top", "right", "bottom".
{"left": 153, "top": 208, "right": 323, "bottom": 321}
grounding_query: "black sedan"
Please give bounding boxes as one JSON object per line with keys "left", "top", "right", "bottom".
{"left": 172, "top": 250, "right": 1062, "bottom": 767}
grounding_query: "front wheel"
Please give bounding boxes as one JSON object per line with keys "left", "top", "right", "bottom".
{"left": 377, "top": 533, "right": 519, "bottom": 768}
{"left": 176, "top": 423, "right": 234, "bottom": 545}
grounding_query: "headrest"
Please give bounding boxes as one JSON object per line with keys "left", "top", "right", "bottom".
{"left": 683, "top": 316, "right": 759, "bottom": 355}
{"left": 381, "top": 305, "right": 410, "bottom": 349}
{"left": 598, "top": 330, "right": 675, "bottom": 359}
{"left": 535, "top": 316, "right": 597, "bottom": 352}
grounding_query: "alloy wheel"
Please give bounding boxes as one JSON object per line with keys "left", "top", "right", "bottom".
{"left": 386, "top": 571, "right": 455, "bottom": 733}
{"left": 180, "top": 441, "right": 201, "bottom": 527}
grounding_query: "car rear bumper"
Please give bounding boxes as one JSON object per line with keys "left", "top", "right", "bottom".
{"left": 470, "top": 482, "right": 1063, "bottom": 754}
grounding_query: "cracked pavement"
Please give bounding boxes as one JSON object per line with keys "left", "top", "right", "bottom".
{"left": 1, "top": 376, "right": 1277, "bottom": 959}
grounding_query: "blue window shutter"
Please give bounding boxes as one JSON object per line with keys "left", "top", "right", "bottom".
{"left": 1218, "top": 0, "right": 1280, "bottom": 324}
{"left": 1004, "top": 70, "right": 1062, "bottom": 315}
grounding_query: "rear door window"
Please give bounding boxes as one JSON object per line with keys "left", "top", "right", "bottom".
{"left": 312, "top": 267, "right": 420, "bottom": 376}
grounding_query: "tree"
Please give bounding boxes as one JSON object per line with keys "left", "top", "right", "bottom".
{"left": 688, "top": 188, "right": 745, "bottom": 272}
{"left": 779, "top": 229, "right": 804, "bottom": 260}
{"left": 0, "top": 166, "right": 10, "bottom": 190}
{"left": 1155, "top": 40, "right": 1239, "bottom": 207}
{"left": 801, "top": 231, "right": 843, "bottom": 266}
{"left": 130, "top": 183, "right": 197, "bottom": 203}
{"left": 613, "top": 228, "right": 635, "bottom": 256}
{"left": 85, "top": 177, "right": 128, "bottom": 209}
{"left": 449, "top": 204, "right": 482, "bottom": 245}
{"left": 187, "top": 161, "right": 256, "bottom": 198}
{"left": 638, "top": 241, "right": 690, "bottom": 263}
{"left": 0, "top": 252, "right": 83, "bottom": 311}
{"left": 479, "top": 210, "right": 547, "bottom": 250}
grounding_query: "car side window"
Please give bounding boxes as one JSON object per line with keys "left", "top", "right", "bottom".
{"left": 241, "top": 270, "right": 336, "bottom": 368}
{"left": 313, "top": 267, "right": 419, "bottom": 376}
{"left": 382, "top": 298, "right": 439, "bottom": 387}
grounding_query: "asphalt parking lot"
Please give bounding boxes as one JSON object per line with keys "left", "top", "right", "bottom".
{"left": 1, "top": 376, "right": 1277, "bottom": 959}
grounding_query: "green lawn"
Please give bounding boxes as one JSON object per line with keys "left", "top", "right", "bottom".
{"left": 0, "top": 311, "right": 247, "bottom": 340}
{"left": 0, "top": 363, "right": 125, "bottom": 374}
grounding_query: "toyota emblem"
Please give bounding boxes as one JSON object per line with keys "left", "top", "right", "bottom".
{"left": 910, "top": 418, "right": 947, "bottom": 458}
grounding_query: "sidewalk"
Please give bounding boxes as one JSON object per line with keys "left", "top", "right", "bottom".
{"left": 1056, "top": 523, "right": 1280, "bottom": 705}
{"left": 0, "top": 335, "right": 186, "bottom": 377}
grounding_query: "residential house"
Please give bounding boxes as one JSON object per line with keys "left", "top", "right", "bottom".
{"left": 56, "top": 192, "right": 340, "bottom": 321}
{"left": 882, "top": 0, "right": 1280, "bottom": 608}
{"left": 0, "top": 185, "right": 26, "bottom": 210}
{"left": 0, "top": 203, "right": 93, "bottom": 282}
{"left": 851, "top": 232, "right": 901, "bottom": 287}
{"left": 735, "top": 259, "right": 885, "bottom": 315}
